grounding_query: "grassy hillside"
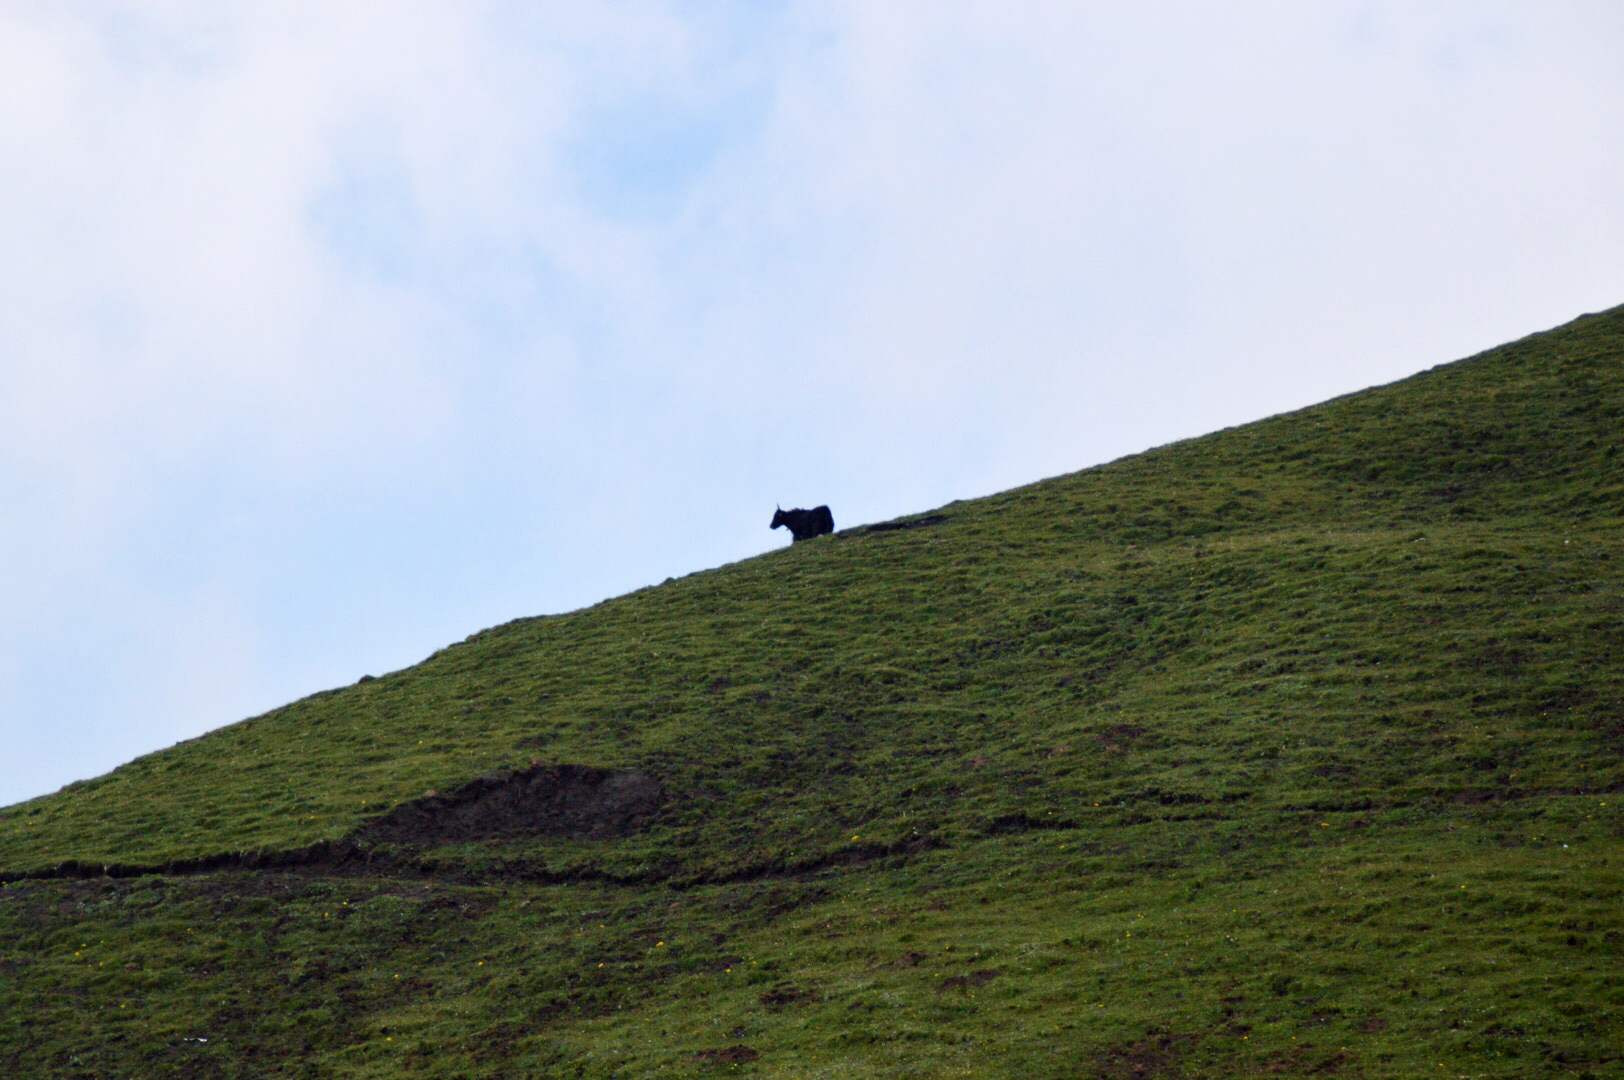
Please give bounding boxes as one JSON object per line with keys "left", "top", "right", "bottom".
{"left": 2, "top": 306, "right": 1621, "bottom": 1077}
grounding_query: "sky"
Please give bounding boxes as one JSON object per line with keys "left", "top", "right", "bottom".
{"left": 3, "top": 1, "right": 1623, "bottom": 808}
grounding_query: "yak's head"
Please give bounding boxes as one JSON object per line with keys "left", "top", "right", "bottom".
{"left": 770, "top": 506, "right": 787, "bottom": 530}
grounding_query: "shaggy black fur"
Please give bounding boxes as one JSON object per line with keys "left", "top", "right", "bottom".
{"left": 771, "top": 505, "right": 835, "bottom": 542}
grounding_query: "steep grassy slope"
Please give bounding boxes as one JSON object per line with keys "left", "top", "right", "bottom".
{"left": 2, "top": 306, "right": 1621, "bottom": 1077}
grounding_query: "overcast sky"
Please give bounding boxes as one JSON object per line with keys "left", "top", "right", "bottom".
{"left": 3, "top": 1, "right": 1622, "bottom": 808}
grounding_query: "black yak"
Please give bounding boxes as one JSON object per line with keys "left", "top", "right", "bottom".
{"left": 771, "top": 505, "right": 834, "bottom": 542}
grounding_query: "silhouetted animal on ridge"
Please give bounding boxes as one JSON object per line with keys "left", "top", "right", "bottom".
{"left": 771, "top": 505, "right": 834, "bottom": 542}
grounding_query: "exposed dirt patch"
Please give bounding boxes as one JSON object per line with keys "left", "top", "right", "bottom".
{"left": 8, "top": 773, "right": 953, "bottom": 891}
{"left": 693, "top": 1045, "right": 760, "bottom": 1065}
{"left": 759, "top": 984, "right": 817, "bottom": 1007}
{"left": 1091, "top": 1033, "right": 1196, "bottom": 1079}
{"left": 8, "top": 765, "right": 664, "bottom": 885}
{"left": 356, "top": 764, "right": 664, "bottom": 847}
{"left": 938, "top": 969, "right": 998, "bottom": 992}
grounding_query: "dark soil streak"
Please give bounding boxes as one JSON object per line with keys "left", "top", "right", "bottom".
{"left": 0, "top": 767, "right": 947, "bottom": 889}
{"left": 1283, "top": 781, "right": 1624, "bottom": 814}
{"left": 862, "top": 513, "right": 950, "bottom": 534}
{"left": 3, "top": 764, "right": 662, "bottom": 886}
{"left": 356, "top": 763, "right": 663, "bottom": 845}
{"left": 670, "top": 834, "right": 944, "bottom": 889}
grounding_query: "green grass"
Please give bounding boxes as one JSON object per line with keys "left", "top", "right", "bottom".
{"left": 3, "top": 305, "right": 1622, "bottom": 1076}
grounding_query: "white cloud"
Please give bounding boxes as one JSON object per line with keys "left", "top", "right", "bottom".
{"left": 707, "top": 1, "right": 1624, "bottom": 488}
